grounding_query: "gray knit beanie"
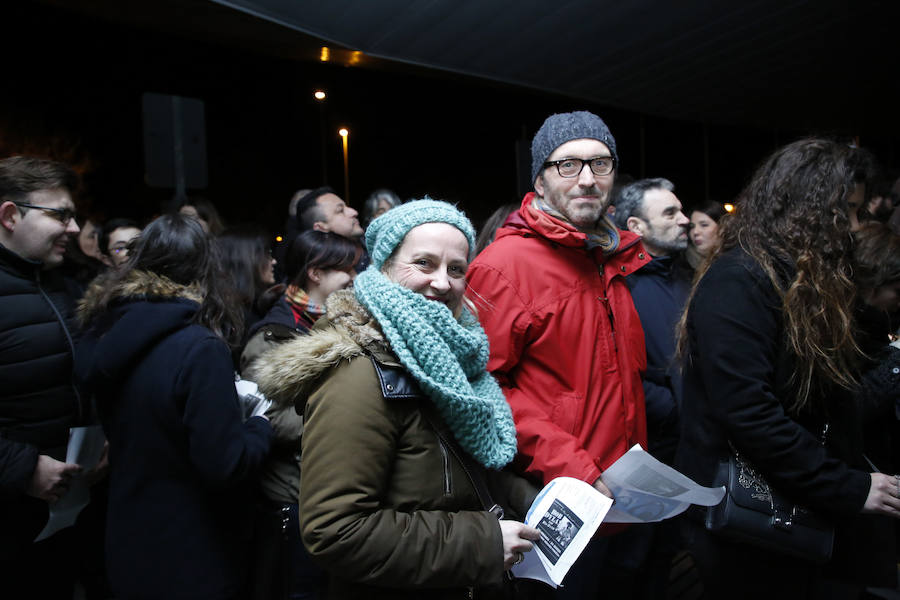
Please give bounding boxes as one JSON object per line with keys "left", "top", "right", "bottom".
{"left": 365, "top": 197, "right": 477, "bottom": 269}
{"left": 530, "top": 111, "right": 618, "bottom": 185}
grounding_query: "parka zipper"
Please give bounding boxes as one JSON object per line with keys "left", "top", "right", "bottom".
{"left": 436, "top": 434, "right": 452, "bottom": 495}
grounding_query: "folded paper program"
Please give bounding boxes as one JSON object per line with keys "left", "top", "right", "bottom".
{"left": 512, "top": 445, "right": 725, "bottom": 588}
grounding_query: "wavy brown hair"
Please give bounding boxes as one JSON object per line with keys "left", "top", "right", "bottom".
{"left": 678, "top": 138, "right": 864, "bottom": 413}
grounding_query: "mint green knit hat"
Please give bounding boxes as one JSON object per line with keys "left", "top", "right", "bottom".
{"left": 364, "top": 198, "right": 477, "bottom": 269}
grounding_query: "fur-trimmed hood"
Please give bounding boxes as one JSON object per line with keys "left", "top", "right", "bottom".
{"left": 78, "top": 269, "right": 204, "bottom": 326}
{"left": 252, "top": 289, "right": 393, "bottom": 409}
{"left": 75, "top": 270, "right": 206, "bottom": 393}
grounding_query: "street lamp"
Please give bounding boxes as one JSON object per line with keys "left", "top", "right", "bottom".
{"left": 339, "top": 128, "right": 349, "bottom": 202}
{"left": 314, "top": 89, "right": 327, "bottom": 182}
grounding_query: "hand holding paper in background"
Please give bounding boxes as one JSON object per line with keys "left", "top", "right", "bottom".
{"left": 34, "top": 425, "right": 107, "bottom": 542}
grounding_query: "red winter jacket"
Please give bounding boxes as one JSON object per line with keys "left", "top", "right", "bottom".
{"left": 466, "top": 194, "right": 649, "bottom": 487}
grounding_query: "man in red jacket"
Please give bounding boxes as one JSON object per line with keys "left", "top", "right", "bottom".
{"left": 466, "top": 111, "right": 650, "bottom": 598}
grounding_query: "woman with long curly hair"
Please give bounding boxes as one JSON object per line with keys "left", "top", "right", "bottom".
{"left": 675, "top": 138, "right": 900, "bottom": 598}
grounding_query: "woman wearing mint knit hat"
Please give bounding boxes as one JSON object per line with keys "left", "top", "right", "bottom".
{"left": 252, "top": 198, "right": 540, "bottom": 599}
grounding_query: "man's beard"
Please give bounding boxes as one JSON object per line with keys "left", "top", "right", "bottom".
{"left": 643, "top": 229, "right": 688, "bottom": 254}
{"left": 557, "top": 189, "right": 608, "bottom": 229}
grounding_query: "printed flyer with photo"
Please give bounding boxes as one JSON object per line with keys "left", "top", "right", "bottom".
{"left": 512, "top": 477, "right": 612, "bottom": 588}
{"left": 512, "top": 445, "right": 725, "bottom": 588}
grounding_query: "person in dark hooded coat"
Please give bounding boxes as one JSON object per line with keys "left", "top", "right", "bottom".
{"left": 75, "top": 213, "right": 272, "bottom": 600}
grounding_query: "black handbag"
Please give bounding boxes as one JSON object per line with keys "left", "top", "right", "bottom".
{"left": 704, "top": 450, "right": 834, "bottom": 564}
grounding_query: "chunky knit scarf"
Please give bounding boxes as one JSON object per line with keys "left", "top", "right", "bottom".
{"left": 353, "top": 267, "right": 517, "bottom": 469}
{"left": 532, "top": 196, "right": 621, "bottom": 254}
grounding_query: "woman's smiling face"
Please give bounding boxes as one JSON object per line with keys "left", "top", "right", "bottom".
{"left": 385, "top": 222, "right": 469, "bottom": 316}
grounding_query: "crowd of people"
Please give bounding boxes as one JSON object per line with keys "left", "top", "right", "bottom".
{"left": 1, "top": 109, "right": 899, "bottom": 600}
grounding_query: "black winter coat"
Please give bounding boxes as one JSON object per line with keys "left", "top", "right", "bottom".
{"left": 677, "top": 247, "right": 870, "bottom": 519}
{"left": 76, "top": 271, "right": 273, "bottom": 600}
{"left": 0, "top": 242, "right": 82, "bottom": 557}
{"left": 828, "top": 303, "right": 900, "bottom": 587}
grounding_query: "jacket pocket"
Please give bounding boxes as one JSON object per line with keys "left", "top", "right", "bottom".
{"left": 550, "top": 391, "right": 584, "bottom": 435}
{"left": 436, "top": 433, "right": 452, "bottom": 496}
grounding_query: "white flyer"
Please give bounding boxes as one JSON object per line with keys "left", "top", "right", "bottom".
{"left": 511, "top": 476, "right": 613, "bottom": 588}
{"left": 34, "top": 425, "right": 107, "bottom": 542}
{"left": 601, "top": 444, "right": 725, "bottom": 523}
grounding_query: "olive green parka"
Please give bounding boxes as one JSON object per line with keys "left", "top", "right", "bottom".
{"left": 253, "top": 290, "right": 534, "bottom": 600}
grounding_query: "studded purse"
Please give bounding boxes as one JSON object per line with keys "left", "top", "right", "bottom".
{"left": 704, "top": 448, "right": 835, "bottom": 564}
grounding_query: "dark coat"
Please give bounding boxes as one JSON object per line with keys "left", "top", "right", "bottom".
{"left": 825, "top": 304, "right": 900, "bottom": 587}
{"left": 240, "top": 295, "right": 314, "bottom": 505}
{"left": 678, "top": 247, "right": 870, "bottom": 514}
{"left": 855, "top": 304, "right": 900, "bottom": 426}
{"left": 626, "top": 253, "right": 691, "bottom": 465}
{"left": 246, "top": 295, "right": 302, "bottom": 338}
{"left": 676, "top": 247, "right": 871, "bottom": 581}
{"left": 0, "top": 242, "right": 82, "bottom": 557}
{"left": 75, "top": 271, "right": 273, "bottom": 600}
{"left": 240, "top": 295, "right": 312, "bottom": 376}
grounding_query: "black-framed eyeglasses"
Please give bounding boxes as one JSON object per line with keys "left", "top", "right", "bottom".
{"left": 543, "top": 156, "right": 616, "bottom": 178}
{"left": 13, "top": 202, "right": 76, "bottom": 225}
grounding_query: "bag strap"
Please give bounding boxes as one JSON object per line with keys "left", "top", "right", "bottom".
{"left": 370, "top": 358, "right": 505, "bottom": 518}
{"left": 421, "top": 406, "right": 505, "bottom": 519}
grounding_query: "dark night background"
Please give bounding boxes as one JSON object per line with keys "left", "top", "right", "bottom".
{"left": 2, "top": 1, "right": 897, "bottom": 237}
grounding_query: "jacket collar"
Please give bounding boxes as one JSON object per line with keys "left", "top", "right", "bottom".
{"left": 0, "top": 241, "right": 43, "bottom": 280}
{"left": 496, "top": 192, "right": 590, "bottom": 249}
{"left": 497, "top": 193, "right": 650, "bottom": 275}
{"left": 643, "top": 253, "right": 674, "bottom": 273}
{"left": 372, "top": 360, "right": 424, "bottom": 400}
{"left": 608, "top": 234, "right": 651, "bottom": 276}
